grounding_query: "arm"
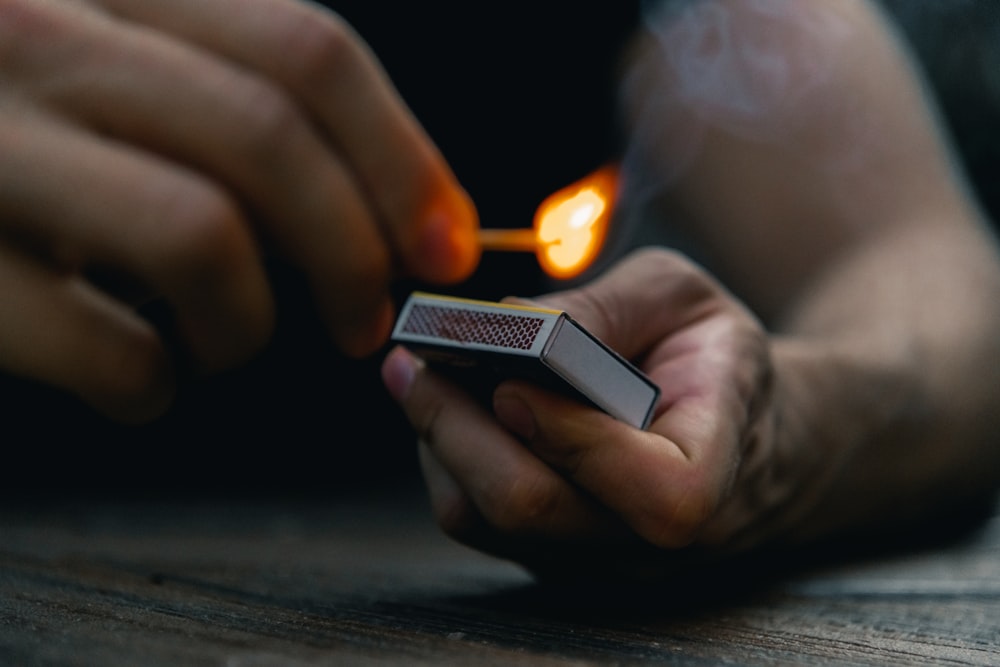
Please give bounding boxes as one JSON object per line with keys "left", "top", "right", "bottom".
{"left": 626, "top": 0, "right": 1000, "bottom": 539}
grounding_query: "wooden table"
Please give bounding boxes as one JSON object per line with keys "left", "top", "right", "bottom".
{"left": 3, "top": 478, "right": 999, "bottom": 666}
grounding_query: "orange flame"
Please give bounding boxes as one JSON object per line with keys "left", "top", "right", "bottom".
{"left": 534, "top": 164, "right": 618, "bottom": 279}
{"left": 478, "top": 164, "right": 620, "bottom": 279}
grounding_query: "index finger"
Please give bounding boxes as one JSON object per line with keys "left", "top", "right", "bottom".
{"left": 381, "top": 345, "right": 611, "bottom": 542}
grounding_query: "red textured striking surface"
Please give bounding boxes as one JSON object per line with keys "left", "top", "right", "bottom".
{"left": 402, "top": 304, "right": 544, "bottom": 350}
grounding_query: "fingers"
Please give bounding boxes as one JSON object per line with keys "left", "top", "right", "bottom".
{"left": 2, "top": 0, "right": 479, "bottom": 418}
{"left": 492, "top": 381, "right": 734, "bottom": 549}
{"left": 91, "top": 0, "right": 481, "bottom": 327}
{"left": 4, "top": 0, "right": 394, "bottom": 356}
{"left": 0, "top": 243, "right": 173, "bottom": 423}
{"left": 382, "top": 346, "right": 616, "bottom": 545}
{"left": 389, "top": 248, "right": 775, "bottom": 555}
{"left": 0, "top": 104, "right": 275, "bottom": 372}
{"left": 385, "top": 335, "right": 733, "bottom": 551}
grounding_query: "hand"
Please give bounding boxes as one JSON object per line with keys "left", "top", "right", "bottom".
{"left": 382, "top": 248, "right": 803, "bottom": 580}
{"left": 381, "top": 0, "right": 1000, "bottom": 581}
{"left": 0, "top": 0, "right": 478, "bottom": 422}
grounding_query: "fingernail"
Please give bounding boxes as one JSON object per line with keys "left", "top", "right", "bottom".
{"left": 493, "top": 394, "right": 536, "bottom": 440}
{"left": 381, "top": 346, "right": 420, "bottom": 403}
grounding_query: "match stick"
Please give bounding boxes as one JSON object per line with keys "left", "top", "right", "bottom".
{"left": 477, "top": 228, "right": 537, "bottom": 252}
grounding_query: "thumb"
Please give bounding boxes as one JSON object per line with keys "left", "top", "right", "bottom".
{"left": 512, "top": 247, "right": 732, "bottom": 361}
{"left": 492, "top": 380, "right": 704, "bottom": 549}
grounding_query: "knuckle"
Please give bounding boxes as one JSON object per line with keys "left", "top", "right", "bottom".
{"left": 149, "top": 179, "right": 250, "bottom": 281}
{"left": 671, "top": 260, "right": 720, "bottom": 301}
{"left": 636, "top": 246, "right": 715, "bottom": 292}
{"left": 231, "top": 79, "right": 307, "bottom": 163}
{"left": 279, "top": 9, "right": 367, "bottom": 89}
{"left": 634, "top": 245, "right": 684, "bottom": 266}
{"left": 554, "top": 283, "right": 618, "bottom": 338}
{"left": 0, "top": 1, "right": 58, "bottom": 55}
{"left": 633, "top": 246, "right": 693, "bottom": 274}
{"left": 142, "top": 177, "right": 276, "bottom": 372}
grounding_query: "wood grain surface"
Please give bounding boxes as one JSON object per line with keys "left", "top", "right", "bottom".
{"left": 2, "top": 483, "right": 998, "bottom": 666}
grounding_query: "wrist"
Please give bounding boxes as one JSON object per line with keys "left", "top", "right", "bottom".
{"left": 764, "top": 336, "right": 920, "bottom": 545}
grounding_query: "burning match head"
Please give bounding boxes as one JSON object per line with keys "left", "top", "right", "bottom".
{"left": 533, "top": 163, "right": 620, "bottom": 279}
{"left": 476, "top": 164, "right": 621, "bottom": 280}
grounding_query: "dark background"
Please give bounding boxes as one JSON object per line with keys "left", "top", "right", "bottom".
{"left": 3, "top": 1, "right": 997, "bottom": 499}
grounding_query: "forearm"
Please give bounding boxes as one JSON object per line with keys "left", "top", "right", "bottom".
{"left": 772, "top": 213, "right": 1000, "bottom": 542}
{"left": 625, "top": 0, "right": 1000, "bottom": 544}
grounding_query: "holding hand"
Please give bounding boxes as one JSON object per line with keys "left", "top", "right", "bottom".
{"left": 383, "top": 0, "right": 1000, "bottom": 579}
{"left": 382, "top": 248, "right": 794, "bottom": 578}
{"left": 0, "top": 0, "right": 478, "bottom": 422}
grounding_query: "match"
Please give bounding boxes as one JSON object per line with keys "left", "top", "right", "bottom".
{"left": 477, "top": 228, "right": 538, "bottom": 252}
{"left": 474, "top": 164, "right": 620, "bottom": 279}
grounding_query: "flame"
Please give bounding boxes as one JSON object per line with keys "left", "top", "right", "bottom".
{"left": 533, "top": 164, "right": 619, "bottom": 279}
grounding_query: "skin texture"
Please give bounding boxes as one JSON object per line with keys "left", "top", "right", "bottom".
{"left": 382, "top": 0, "right": 1000, "bottom": 580}
{"left": 0, "top": 0, "right": 479, "bottom": 422}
